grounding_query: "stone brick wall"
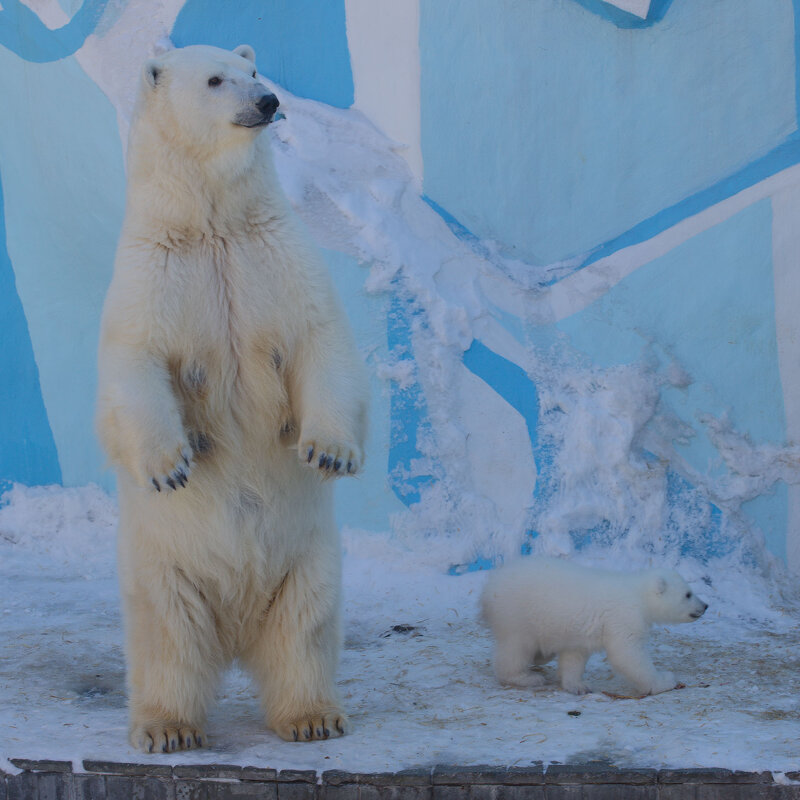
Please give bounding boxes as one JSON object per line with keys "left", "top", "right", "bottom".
{"left": 2, "top": 760, "right": 799, "bottom": 799}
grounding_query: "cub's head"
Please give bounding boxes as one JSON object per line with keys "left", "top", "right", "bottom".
{"left": 138, "top": 44, "right": 279, "bottom": 154}
{"left": 644, "top": 569, "right": 708, "bottom": 624}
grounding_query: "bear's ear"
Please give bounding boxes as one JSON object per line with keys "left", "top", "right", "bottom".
{"left": 233, "top": 44, "right": 256, "bottom": 64}
{"left": 654, "top": 576, "right": 668, "bottom": 595}
{"left": 143, "top": 58, "right": 164, "bottom": 89}
{"left": 152, "top": 37, "right": 174, "bottom": 56}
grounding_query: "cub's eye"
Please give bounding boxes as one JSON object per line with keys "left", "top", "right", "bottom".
{"left": 685, "top": 591, "right": 692, "bottom": 598}
{"left": 252, "top": 70, "right": 257, "bottom": 78}
{"left": 208, "top": 76, "right": 222, "bottom": 87}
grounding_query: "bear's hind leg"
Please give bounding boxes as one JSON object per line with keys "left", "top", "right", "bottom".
{"left": 124, "top": 571, "right": 222, "bottom": 753}
{"left": 493, "top": 637, "right": 547, "bottom": 688}
{"left": 241, "top": 543, "right": 347, "bottom": 742}
{"left": 557, "top": 650, "right": 591, "bottom": 694}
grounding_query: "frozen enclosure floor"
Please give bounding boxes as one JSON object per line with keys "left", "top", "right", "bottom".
{"left": 1, "top": 486, "right": 799, "bottom": 775}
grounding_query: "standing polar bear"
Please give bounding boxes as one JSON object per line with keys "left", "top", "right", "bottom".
{"left": 96, "top": 44, "right": 368, "bottom": 753}
{"left": 481, "top": 558, "right": 707, "bottom": 696}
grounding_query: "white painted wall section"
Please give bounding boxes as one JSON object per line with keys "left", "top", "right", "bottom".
{"left": 345, "top": 0, "right": 423, "bottom": 183}
{"left": 604, "top": 0, "right": 651, "bottom": 19}
{"left": 772, "top": 181, "right": 800, "bottom": 572}
{"left": 537, "top": 163, "right": 800, "bottom": 324}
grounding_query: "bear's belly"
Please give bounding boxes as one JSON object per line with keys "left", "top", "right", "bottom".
{"left": 118, "top": 442, "right": 330, "bottom": 594}
{"left": 169, "top": 335, "right": 293, "bottom": 465}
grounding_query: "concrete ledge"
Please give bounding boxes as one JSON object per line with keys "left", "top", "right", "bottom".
{"left": 2, "top": 762, "right": 799, "bottom": 799}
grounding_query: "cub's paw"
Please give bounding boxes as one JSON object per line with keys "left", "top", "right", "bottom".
{"left": 146, "top": 444, "right": 193, "bottom": 493}
{"left": 300, "top": 437, "right": 361, "bottom": 478}
{"left": 130, "top": 722, "right": 205, "bottom": 753}
{"left": 496, "top": 669, "right": 546, "bottom": 689}
{"left": 273, "top": 711, "right": 349, "bottom": 742}
{"left": 561, "top": 679, "right": 592, "bottom": 695}
{"left": 646, "top": 671, "right": 678, "bottom": 695}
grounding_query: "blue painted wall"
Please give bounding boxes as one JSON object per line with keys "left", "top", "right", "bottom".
{"left": 0, "top": 46, "right": 126, "bottom": 489}
{"left": 171, "top": 0, "right": 354, "bottom": 108}
{"left": 0, "top": 0, "right": 109, "bottom": 62}
{"left": 0, "top": 170, "right": 61, "bottom": 486}
{"left": 557, "top": 199, "right": 787, "bottom": 555}
{"left": 420, "top": 0, "right": 796, "bottom": 264}
{"left": 324, "top": 250, "right": 407, "bottom": 529}
{"left": 558, "top": 200, "right": 784, "bottom": 448}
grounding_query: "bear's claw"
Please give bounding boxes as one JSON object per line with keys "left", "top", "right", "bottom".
{"left": 301, "top": 439, "right": 361, "bottom": 478}
{"left": 274, "top": 711, "right": 348, "bottom": 742}
{"left": 150, "top": 447, "right": 194, "bottom": 493}
{"left": 131, "top": 722, "right": 205, "bottom": 753}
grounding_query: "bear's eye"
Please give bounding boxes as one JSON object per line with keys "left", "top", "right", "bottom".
{"left": 252, "top": 70, "right": 257, "bottom": 78}
{"left": 685, "top": 591, "right": 692, "bottom": 598}
{"left": 208, "top": 76, "right": 223, "bottom": 87}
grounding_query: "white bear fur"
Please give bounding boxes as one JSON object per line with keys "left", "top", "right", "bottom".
{"left": 96, "top": 44, "right": 368, "bottom": 753}
{"left": 481, "top": 558, "right": 707, "bottom": 695}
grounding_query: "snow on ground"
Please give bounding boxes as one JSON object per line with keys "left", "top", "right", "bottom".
{"left": 1, "top": 485, "right": 799, "bottom": 774}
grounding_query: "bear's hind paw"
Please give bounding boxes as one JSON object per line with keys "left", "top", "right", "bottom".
{"left": 131, "top": 722, "right": 205, "bottom": 753}
{"left": 274, "top": 711, "right": 349, "bottom": 742}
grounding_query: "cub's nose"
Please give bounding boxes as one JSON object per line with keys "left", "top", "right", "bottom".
{"left": 256, "top": 92, "right": 279, "bottom": 117}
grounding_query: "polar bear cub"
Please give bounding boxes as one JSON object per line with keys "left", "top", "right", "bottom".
{"left": 97, "top": 44, "right": 368, "bottom": 752}
{"left": 481, "top": 558, "right": 707, "bottom": 695}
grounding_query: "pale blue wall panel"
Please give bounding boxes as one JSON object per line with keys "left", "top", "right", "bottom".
{"left": 0, "top": 169, "right": 61, "bottom": 487}
{"left": 0, "top": 49, "right": 125, "bottom": 489}
{"left": 420, "top": 0, "right": 796, "bottom": 264}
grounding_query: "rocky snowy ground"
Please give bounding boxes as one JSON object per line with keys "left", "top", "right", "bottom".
{"left": 1, "top": 484, "right": 799, "bottom": 776}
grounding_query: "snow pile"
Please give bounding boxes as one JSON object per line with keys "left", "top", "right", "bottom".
{"left": 263, "top": 83, "right": 800, "bottom": 583}
{"left": 0, "top": 483, "right": 116, "bottom": 571}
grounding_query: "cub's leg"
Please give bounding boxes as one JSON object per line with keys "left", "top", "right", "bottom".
{"left": 604, "top": 634, "right": 677, "bottom": 695}
{"left": 557, "top": 649, "right": 591, "bottom": 694}
{"left": 124, "top": 566, "right": 222, "bottom": 753}
{"left": 492, "top": 636, "right": 547, "bottom": 688}
{"left": 241, "top": 533, "right": 347, "bottom": 741}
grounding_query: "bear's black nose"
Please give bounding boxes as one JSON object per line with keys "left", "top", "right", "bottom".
{"left": 257, "top": 93, "right": 279, "bottom": 117}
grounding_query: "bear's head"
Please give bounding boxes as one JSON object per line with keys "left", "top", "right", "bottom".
{"left": 137, "top": 44, "right": 279, "bottom": 157}
{"left": 644, "top": 569, "right": 708, "bottom": 624}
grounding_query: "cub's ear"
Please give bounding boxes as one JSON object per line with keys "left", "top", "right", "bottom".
{"left": 233, "top": 44, "right": 256, "bottom": 64}
{"left": 654, "top": 576, "right": 668, "bottom": 595}
{"left": 143, "top": 58, "right": 164, "bottom": 89}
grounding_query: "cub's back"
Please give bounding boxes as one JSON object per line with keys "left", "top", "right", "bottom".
{"left": 481, "top": 558, "right": 635, "bottom": 641}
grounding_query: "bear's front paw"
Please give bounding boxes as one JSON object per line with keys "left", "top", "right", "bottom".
{"left": 145, "top": 443, "right": 193, "bottom": 493}
{"left": 130, "top": 721, "right": 205, "bottom": 753}
{"left": 300, "top": 436, "right": 362, "bottom": 478}
{"left": 647, "top": 671, "right": 678, "bottom": 695}
{"left": 273, "top": 711, "right": 348, "bottom": 742}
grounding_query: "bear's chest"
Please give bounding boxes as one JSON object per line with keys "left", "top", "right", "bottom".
{"left": 169, "top": 234, "right": 291, "bottom": 331}
{"left": 150, "top": 229, "right": 310, "bottom": 369}
{"left": 155, "top": 232, "right": 298, "bottom": 431}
